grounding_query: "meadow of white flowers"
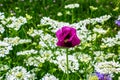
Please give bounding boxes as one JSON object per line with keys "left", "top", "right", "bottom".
{"left": 0, "top": 2, "right": 120, "bottom": 80}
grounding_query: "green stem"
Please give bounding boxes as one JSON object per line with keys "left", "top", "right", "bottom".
{"left": 72, "top": 9, "right": 74, "bottom": 23}
{"left": 66, "top": 48, "right": 69, "bottom": 80}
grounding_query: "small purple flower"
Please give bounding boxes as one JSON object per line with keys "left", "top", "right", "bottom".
{"left": 95, "top": 72, "right": 112, "bottom": 80}
{"left": 115, "top": 20, "right": 120, "bottom": 26}
{"left": 56, "top": 26, "right": 80, "bottom": 48}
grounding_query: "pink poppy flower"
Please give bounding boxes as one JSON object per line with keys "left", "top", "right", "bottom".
{"left": 56, "top": 26, "right": 80, "bottom": 48}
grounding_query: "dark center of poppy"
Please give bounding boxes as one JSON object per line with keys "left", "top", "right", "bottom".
{"left": 64, "top": 34, "right": 70, "bottom": 43}
{"left": 64, "top": 34, "right": 72, "bottom": 47}
{"left": 64, "top": 41, "right": 72, "bottom": 47}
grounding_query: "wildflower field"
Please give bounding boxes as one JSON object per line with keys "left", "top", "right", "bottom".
{"left": 0, "top": 0, "right": 120, "bottom": 80}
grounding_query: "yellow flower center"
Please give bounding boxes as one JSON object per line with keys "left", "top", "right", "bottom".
{"left": 89, "top": 75, "right": 98, "bottom": 80}
{"left": 16, "top": 72, "right": 22, "bottom": 78}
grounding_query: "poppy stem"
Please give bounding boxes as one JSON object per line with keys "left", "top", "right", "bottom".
{"left": 71, "top": 9, "right": 74, "bottom": 23}
{"left": 66, "top": 48, "right": 69, "bottom": 80}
